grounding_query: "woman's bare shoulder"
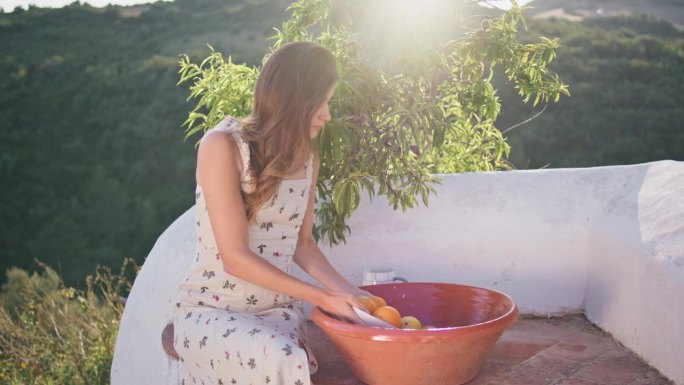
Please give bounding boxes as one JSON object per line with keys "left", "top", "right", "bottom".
{"left": 196, "top": 130, "right": 244, "bottom": 184}
{"left": 199, "top": 116, "right": 246, "bottom": 154}
{"left": 198, "top": 129, "right": 240, "bottom": 158}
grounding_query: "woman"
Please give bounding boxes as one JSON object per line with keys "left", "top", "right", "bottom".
{"left": 173, "top": 41, "right": 365, "bottom": 385}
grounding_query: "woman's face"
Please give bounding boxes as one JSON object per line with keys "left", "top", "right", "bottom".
{"left": 309, "top": 87, "right": 334, "bottom": 139}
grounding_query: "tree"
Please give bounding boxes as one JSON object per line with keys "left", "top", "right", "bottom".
{"left": 178, "top": 0, "right": 569, "bottom": 246}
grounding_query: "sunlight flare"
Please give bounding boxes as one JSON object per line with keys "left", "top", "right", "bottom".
{"left": 365, "top": 0, "right": 453, "bottom": 41}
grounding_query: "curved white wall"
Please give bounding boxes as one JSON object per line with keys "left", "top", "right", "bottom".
{"left": 111, "top": 160, "right": 684, "bottom": 385}
{"left": 110, "top": 207, "right": 194, "bottom": 385}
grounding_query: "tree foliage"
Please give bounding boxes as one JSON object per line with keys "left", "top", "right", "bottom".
{"left": 179, "top": 0, "right": 569, "bottom": 245}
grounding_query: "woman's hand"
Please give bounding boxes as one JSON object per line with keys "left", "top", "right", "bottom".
{"left": 315, "top": 290, "right": 364, "bottom": 324}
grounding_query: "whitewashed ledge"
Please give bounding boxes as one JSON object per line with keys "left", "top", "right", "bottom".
{"left": 111, "top": 160, "right": 684, "bottom": 385}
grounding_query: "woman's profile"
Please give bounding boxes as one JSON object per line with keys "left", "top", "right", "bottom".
{"left": 173, "top": 41, "right": 365, "bottom": 385}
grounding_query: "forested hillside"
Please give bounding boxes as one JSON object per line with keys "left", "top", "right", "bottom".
{"left": 526, "top": 0, "right": 684, "bottom": 28}
{"left": 498, "top": 13, "right": 684, "bottom": 167}
{"left": 1, "top": 0, "right": 683, "bottom": 285}
{"left": 0, "top": 0, "right": 290, "bottom": 285}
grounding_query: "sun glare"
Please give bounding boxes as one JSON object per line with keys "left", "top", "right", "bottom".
{"left": 356, "top": 0, "right": 466, "bottom": 69}
{"left": 354, "top": 0, "right": 526, "bottom": 70}
{"left": 372, "top": 0, "right": 451, "bottom": 39}
{"left": 359, "top": 0, "right": 455, "bottom": 60}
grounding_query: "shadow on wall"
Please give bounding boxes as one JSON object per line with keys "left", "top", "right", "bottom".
{"left": 584, "top": 161, "right": 651, "bottom": 321}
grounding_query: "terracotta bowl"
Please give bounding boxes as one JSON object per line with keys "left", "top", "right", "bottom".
{"left": 311, "top": 282, "right": 518, "bottom": 385}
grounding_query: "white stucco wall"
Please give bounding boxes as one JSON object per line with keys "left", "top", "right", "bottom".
{"left": 110, "top": 207, "right": 194, "bottom": 385}
{"left": 111, "top": 160, "right": 683, "bottom": 385}
{"left": 584, "top": 161, "right": 684, "bottom": 384}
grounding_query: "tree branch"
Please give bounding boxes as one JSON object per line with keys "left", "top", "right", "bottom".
{"left": 501, "top": 104, "right": 547, "bottom": 134}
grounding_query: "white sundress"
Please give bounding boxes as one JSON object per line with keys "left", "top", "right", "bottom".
{"left": 173, "top": 117, "right": 318, "bottom": 385}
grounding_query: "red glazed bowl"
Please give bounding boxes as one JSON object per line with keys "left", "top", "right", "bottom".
{"left": 311, "top": 282, "right": 518, "bottom": 385}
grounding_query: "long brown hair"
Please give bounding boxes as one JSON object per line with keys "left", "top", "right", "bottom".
{"left": 240, "top": 42, "right": 338, "bottom": 222}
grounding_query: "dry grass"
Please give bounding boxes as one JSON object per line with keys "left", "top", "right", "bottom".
{"left": 0, "top": 260, "right": 135, "bottom": 385}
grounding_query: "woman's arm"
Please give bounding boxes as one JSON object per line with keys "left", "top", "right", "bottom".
{"left": 293, "top": 155, "right": 366, "bottom": 297}
{"left": 197, "top": 132, "right": 360, "bottom": 320}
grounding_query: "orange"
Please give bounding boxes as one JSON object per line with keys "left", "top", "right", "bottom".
{"left": 372, "top": 305, "right": 402, "bottom": 328}
{"left": 356, "top": 295, "right": 377, "bottom": 313}
{"left": 370, "top": 295, "right": 387, "bottom": 308}
{"left": 400, "top": 316, "right": 422, "bottom": 329}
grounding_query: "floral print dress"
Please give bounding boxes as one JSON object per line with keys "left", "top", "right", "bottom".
{"left": 174, "top": 117, "right": 317, "bottom": 385}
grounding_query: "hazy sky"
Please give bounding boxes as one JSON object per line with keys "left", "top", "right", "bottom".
{"left": 1, "top": 0, "right": 534, "bottom": 12}
{"left": 0, "top": 0, "right": 169, "bottom": 11}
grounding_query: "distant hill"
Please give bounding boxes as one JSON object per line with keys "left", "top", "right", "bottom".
{"left": 526, "top": 0, "right": 684, "bottom": 28}
{"left": 494, "top": 8, "right": 684, "bottom": 169}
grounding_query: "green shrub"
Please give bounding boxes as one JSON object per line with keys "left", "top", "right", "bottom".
{"left": 0, "top": 260, "right": 134, "bottom": 385}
